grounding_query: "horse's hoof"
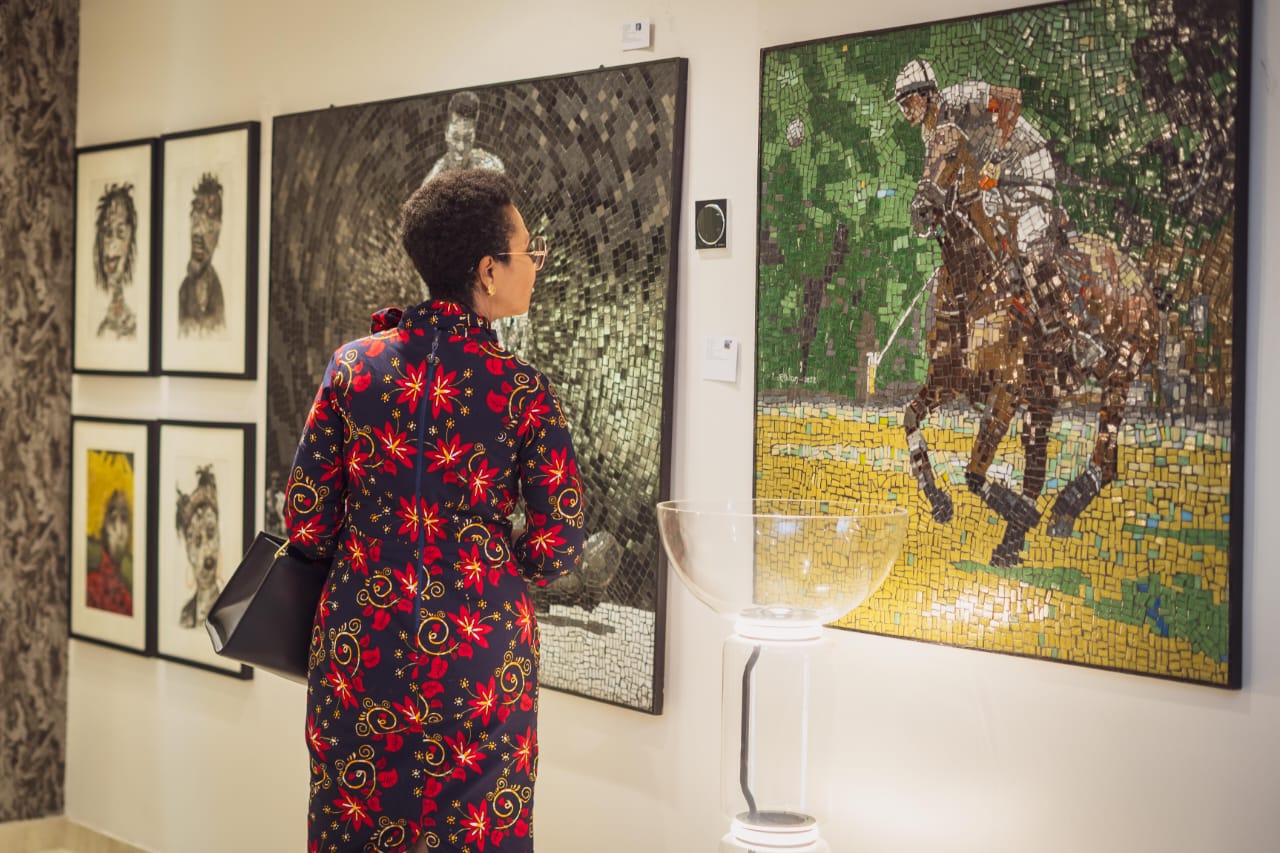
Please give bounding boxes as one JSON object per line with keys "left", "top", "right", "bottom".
{"left": 929, "top": 490, "right": 954, "bottom": 524}
{"left": 1046, "top": 514, "right": 1075, "bottom": 537}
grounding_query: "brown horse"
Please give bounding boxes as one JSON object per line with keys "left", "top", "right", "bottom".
{"left": 904, "top": 123, "right": 1158, "bottom": 566}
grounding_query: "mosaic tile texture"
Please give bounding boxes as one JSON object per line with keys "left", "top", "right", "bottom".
{"left": 0, "top": 0, "right": 78, "bottom": 820}
{"left": 267, "top": 59, "right": 686, "bottom": 713}
{"left": 755, "top": 0, "right": 1244, "bottom": 686}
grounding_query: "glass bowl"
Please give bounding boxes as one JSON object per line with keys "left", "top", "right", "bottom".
{"left": 656, "top": 499, "right": 909, "bottom": 638}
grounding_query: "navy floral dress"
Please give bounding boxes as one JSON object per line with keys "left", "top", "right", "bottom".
{"left": 284, "top": 299, "right": 585, "bottom": 852}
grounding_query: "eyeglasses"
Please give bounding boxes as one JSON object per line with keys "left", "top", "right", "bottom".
{"left": 497, "top": 235, "right": 548, "bottom": 271}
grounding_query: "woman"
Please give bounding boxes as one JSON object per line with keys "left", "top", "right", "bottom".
{"left": 284, "top": 169, "right": 585, "bottom": 853}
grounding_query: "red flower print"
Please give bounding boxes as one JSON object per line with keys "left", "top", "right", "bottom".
{"left": 456, "top": 545, "right": 487, "bottom": 595}
{"left": 345, "top": 445, "right": 371, "bottom": 484}
{"left": 396, "top": 361, "right": 428, "bottom": 409}
{"left": 334, "top": 790, "right": 375, "bottom": 832}
{"left": 305, "top": 395, "right": 330, "bottom": 429}
{"left": 513, "top": 595, "right": 536, "bottom": 647}
{"left": 320, "top": 456, "right": 344, "bottom": 483}
{"left": 468, "top": 678, "right": 499, "bottom": 726}
{"left": 467, "top": 458, "right": 499, "bottom": 505}
{"left": 345, "top": 533, "right": 379, "bottom": 575}
{"left": 394, "top": 498, "right": 446, "bottom": 544}
{"left": 326, "top": 663, "right": 360, "bottom": 709}
{"left": 527, "top": 523, "right": 566, "bottom": 559}
{"left": 517, "top": 392, "right": 550, "bottom": 436}
{"left": 392, "top": 696, "right": 427, "bottom": 732}
{"left": 425, "top": 434, "right": 471, "bottom": 471}
{"left": 444, "top": 730, "right": 486, "bottom": 779}
{"left": 372, "top": 422, "right": 416, "bottom": 473}
{"left": 290, "top": 517, "right": 328, "bottom": 548}
{"left": 539, "top": 447, "right": 574, "bottom": 488}
{"left": 419, "top": 501, "right": 446, "bottom": 543}
{"left": 429, "top": 368, "right": 460, "bottom": 418}
{"left": 395, "top": 496, "right": 421, "bottom": 540}
{"left": 392, "top": 562, "right": 418, "bottom": 603}
{"left": 514, "top": 726, "right": 537, "bottom": 775}
{"left": 449, "top": 604, "right": 492, "bottom": 649}
{"left": 306, "top": 714, "right": 329, "bottom": 762}
{"left": 352, "top": 369, "right": 372, "bottom": 393}
{"left": 460, "top": 801, "right": 490, "bottom": 851}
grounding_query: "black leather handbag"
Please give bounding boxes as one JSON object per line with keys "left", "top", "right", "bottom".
{"left": 205, "top": 531, "right": 329, "bottom": 684}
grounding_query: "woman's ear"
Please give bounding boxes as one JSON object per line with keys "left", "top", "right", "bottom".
{"left": 475, "top": 255, "right": 497, "bottom": 297}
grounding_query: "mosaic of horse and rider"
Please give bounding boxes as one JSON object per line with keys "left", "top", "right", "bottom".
{"left": 890, "top": 59, "right": 1160, "bottom": 567}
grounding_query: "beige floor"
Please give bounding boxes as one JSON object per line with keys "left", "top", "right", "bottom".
{"left": 0, "top": 816, "right": 149, "bottom": 853}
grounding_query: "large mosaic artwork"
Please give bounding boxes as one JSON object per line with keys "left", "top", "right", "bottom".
{"left": 267, "top": 59, "right": 687, "bottom": 712}
{"left": 755, "top": 0, "right": 1247, "bottom": 686}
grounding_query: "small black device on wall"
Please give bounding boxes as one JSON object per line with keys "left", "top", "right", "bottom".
{"left": 694, "top": 199, "right": 727, "bottom": 249}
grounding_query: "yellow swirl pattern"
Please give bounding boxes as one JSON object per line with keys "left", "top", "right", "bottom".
{"left": 354, "top": 700, "right": 402, "bottom": 738}
{"left": 336, "top": 744, "right": 378, "bottom": 796}
{"left": 329, "top": 619, "right": 363, "bottom": 672}
{"left": 489, "top": 780, "right": 531, "bottom": 831}
{"left": 416, "top": 612, "right": 458, "bottom": 657}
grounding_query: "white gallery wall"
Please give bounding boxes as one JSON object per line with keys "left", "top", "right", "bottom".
{"left": 70, "top": 1, "right": 1280, "bottom": 851}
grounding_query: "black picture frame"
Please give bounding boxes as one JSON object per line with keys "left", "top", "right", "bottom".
{"left": 265, "top": 59, "right": 687, "bottom": 713}
{"left": 69, "top": 416, "right": 157, "bottom": 656}
{"left": 753, "top": 0, "right": 1250, "bottom": 688}
{"left": 154, "top": 419, "right": 255, "bottom": 678}
{"left": 72, "top": 138, "right": 160, "bottom": 375}
{"left": 159, "top": 121, "right": 260, "bottom": 379}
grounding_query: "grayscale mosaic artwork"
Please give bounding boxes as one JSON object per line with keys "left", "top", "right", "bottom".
{"left": 267, "top": 59, "right": 687, "bottom": 713}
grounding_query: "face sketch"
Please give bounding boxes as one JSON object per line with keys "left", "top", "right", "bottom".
{"left": 175, "top": 465, "right": 221, "bottom": 594}
{"left": 93, "top": 185, "right": 137, "bottom": 292}
{"left": 187, "top": 183, "right": 223, "bottom": 278}
{"left": 101, "top": 490, "right": 132, "bottom": 567}
{"left": 445, "top": 114, "right": 477, "bottom": 160}
{"left": 183, "top": 503, "right": 221, "bottom": 589}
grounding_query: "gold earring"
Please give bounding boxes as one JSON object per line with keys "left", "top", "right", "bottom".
{"left": 485, "top": 283, "right": 495, "bottom": 297}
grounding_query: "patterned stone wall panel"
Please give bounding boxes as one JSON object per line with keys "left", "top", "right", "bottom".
{"left": 0, "top": 0, "right": 79, "bottom": 822}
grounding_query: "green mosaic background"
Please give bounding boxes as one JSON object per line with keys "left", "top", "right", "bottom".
{"left": 754, "top": 0, "right": 1243, "bottom": 685}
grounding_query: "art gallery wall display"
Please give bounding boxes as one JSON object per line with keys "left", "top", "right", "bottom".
{"left": 266, "top": 58, "right": 688, "bottom": 713}
{"left": 159, "top": 121, "right": 260, "bottom": 379}
{"left": 73, "top": 138, "right": 159, "bottom": 375}
{"left": 753, "top": 0, "right": 1249, "bottom": 687}
{"left": 155, "top": 420, "right": 255, "bottom": 678}
{"left": 69, "top": 416, "right": 156, "bottom": 655}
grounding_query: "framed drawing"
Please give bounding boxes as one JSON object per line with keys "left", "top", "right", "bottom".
{"left": 266, "top": 59, "right": 687, "bottom": 712}
{"left": 754, "top": 0, "right": 1249, "bottom": 687}
{"left": 155, "top": 420, "right": 255, "bottom": 677}
{"left": 73, "top": 139, "right": 158, "bottom": 374}
{"left": 69, "top": 416, "right": 155, "bottom": 655}
{"left": 159, "top": 121, "right": 260, "bottom": 378}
